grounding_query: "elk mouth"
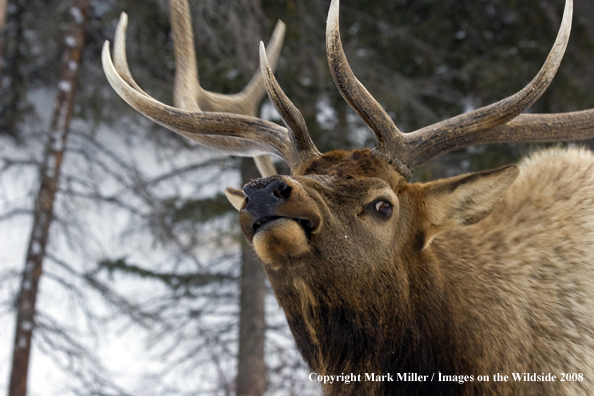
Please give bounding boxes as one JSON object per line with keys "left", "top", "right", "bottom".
{"left": 252, "top": 216, "right": 314, "bottom": 239}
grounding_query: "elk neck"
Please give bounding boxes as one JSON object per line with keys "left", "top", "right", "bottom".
{"left": 266, "top": 224, "right": 480, "bottom": 396}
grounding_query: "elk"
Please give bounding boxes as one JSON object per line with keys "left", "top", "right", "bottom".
{"left": 102, "top": 0, "right": 594, "bottom": 395}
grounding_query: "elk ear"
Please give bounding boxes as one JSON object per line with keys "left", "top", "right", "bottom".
{"left": 225, "top": 187, "right": 245, "bottom": 211}
{"left": 422, "top": 165, "right": 519, "bottom": 242}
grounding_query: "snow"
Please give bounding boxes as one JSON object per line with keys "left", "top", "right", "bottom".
{"left": 58, "top": 80, "right": 71, "bottom": 93}
{"left": 64, "top": 36, "right": 77, "bottom": 47}
{"left": 17, "top": 337, "right": 27, "bottom": 349}
{"left": 44, "top": 154, "right": 56, "bottom": 178}
{"left": 21, "top": 321, "right": 33, "bottom": 332}
{"left": 31, "top": 241, "right": 43, "bottom": 256}
{"left": 51, "top": 136, "right": 64, "bottom": 152}
{"left": 69, "top": 7, "right": 84, "bottom": 24}
{"left": 315, "top": 96, "right": 337, "bottom": 130}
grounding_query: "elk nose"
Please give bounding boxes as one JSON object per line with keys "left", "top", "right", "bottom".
{"left": 243, "top": 179, "right": 292, "bottom": 219}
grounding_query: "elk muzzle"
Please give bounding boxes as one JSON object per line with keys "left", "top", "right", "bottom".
{"left": 243, "top": 178, "right": 292, "bottom": 221}
{"left": 239, "top": 176, "right": 322, "bottom": 268}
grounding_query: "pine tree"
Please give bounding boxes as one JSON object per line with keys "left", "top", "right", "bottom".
{"left": 8, "top": 1, "right": 89, "bottom": 394}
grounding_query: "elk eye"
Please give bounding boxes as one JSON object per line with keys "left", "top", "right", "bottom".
{"left": 373, "top": 200, "right": 392, "bottom": 217}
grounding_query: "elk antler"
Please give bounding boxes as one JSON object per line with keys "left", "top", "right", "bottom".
{"left": 259, "top": 42, "right": 320, "bottom": 162}
{"left": 169, "top": 0, "right": 285, "bottom": 176}
{"left": 327, "top": 0, "right": 594, "bottom": 179}
{"left": 102, "top": 2, "right": 318, "bottom": 172}
{"left": 326, "top": 0, "right": 407, "bottom": 174}
{"left": 105, "top": 0, "right": 594, "bottom": 181}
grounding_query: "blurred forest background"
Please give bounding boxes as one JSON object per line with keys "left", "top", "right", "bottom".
{"left": 1, "top": 0, "right": 593, "bottom": 395}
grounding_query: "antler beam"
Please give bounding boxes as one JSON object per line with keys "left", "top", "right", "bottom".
{"left": 327, "top": 0, "right": 594, "bottom": 179}
{"left": 102, "top": 10, "right": 313, "bottom": 168}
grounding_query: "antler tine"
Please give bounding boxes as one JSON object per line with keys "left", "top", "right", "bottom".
{"left": 259, "top": 42, "right": 321, "bottom": 164}
{"left": 171, "top": 0, "right": 286, "bottom": 116}
{"left": 243, "top": 20, "right": 287, "bottom": 177}
{"left": 197, "top": 22, "right": 286, "bottom": 116}
{"left": 102, "top": 18, "right": 300, "bottom": 165}
{"left": 239, "top": 21, "right": 286, "bottom": 115}
{"left": 326, "top": 0, "right": 409, "bottom": 174}
{"left": 169, "top": 0, "right": 286, "bottom": 177}
{"left": 113, "top": 13, "right": 150, "bottom": 97}
{"left": 402, "top": 0, "right": 575, "bottom": 173}
{"left": 246, "top": 21, "right": 286, "bottom": 177}
{"left": 170, "top": 0, "right": 200, "bottom": 112}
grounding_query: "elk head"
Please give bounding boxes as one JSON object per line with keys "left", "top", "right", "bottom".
{"left": 103, "top": 0, "right": 594, "bottom": 390}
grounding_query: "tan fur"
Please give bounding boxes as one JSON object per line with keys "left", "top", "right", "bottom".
{"left": 254, "top": 218, "right": 310, "bottom": 269}
{"left": 293, "top": 277, "right": 324, "bottom": 371}
{"left": 236, "top": 147, "right": 594, "bottom": 396}
{"left": 432, "top": 147, "right": 594, "bottom": 395}
{"left": 423, "top": 165, "right": 519, "bottom": 246}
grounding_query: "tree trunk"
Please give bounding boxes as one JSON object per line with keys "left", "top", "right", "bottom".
{"left": 0, "top": 0, "right": 8, "bottom": 92}
{"left": 8, "top": 1, "right": 88, "bottom": 395}
{"left": 236, "top": 157, "right": 267, "bottom": 396}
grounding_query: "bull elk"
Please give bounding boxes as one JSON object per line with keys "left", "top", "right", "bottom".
{"left": 102, "top": 0, "right": 594, "bottom": 395}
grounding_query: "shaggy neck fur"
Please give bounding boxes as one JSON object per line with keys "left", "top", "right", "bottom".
{"left": 268, "top": 239, "right": 479, "bottom": 396}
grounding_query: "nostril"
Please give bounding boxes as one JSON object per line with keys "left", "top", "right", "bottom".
{"left": 273, "top": 183, "right": 292, "bottom": 200}
{"left": 242, "top": 178, "right": 290, "bottom": 219}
